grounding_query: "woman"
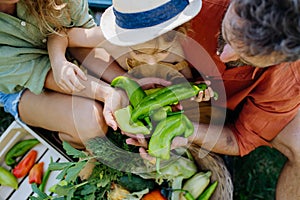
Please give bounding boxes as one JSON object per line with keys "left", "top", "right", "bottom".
{"left": 0, "top": 0, "right": 126, "bottom": 148}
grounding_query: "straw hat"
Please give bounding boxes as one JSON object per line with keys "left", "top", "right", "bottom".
{"left": 101, "top": 0, "right": 202, "bottom": 46}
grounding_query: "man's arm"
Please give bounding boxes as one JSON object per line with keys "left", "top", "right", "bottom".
{"left": 188, "top": 123, "right": 240, "bottom": 156}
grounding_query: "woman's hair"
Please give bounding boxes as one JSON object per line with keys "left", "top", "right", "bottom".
{"left": 23, "top": 0, "right": 71, "bottom": 36}
{"left": 230, "top": 0, "right": 300, "bottom": 62}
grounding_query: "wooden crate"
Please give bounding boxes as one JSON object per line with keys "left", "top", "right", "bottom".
{"left": 0, "top": 121, "right": 70, "bottom": 200}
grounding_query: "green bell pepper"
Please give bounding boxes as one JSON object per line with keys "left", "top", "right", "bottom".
{"left": 114, "top": 105, "right": 150, "bottom": 135}
{"left": 131, "top": 83, "right": 201, "bottom": 122}
{"left": 0, "top": 166, "right": 18, "bottom": 189}
{"left": 5, "top": 138, "right": 39, "bottom": 167}
{"left": 111, "top": 76, "right": 146, "bottom": 108}
{"left": 148, "top": 113, "right": 194, "bottom": 160}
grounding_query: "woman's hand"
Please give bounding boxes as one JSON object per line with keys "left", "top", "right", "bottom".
{"left": 52, "top": 60, "right": 87, "bottom": 93}
{"left": 103, "top": 87, "right": 128, "bottom": 131}
{"left": 48, "top": 32, "right": 87, "bottom": 93}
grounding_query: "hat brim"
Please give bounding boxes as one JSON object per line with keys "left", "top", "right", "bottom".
{"left": 101, "top": 0, "right": 202, "bottom": 46}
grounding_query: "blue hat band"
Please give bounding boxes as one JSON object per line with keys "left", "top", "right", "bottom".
{"left": 113, "top": 0, "right": 189, "bottom": 29}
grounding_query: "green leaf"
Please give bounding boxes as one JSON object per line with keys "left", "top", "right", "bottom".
{"left": 66, "top": 187, "right": 76, "bottom": 200}
{"left": 54, "top": 184, "right": 74, "bottom": 196}
{"left": 53, "top": 197, "right": 65, "bottom": 200}
{"left": 80, "top": 184, "right": 97, "bottom": 195}
{"left": 30, "top": 183, "right": 49, "bottom": 199}
{"left": 29, "top": 197, "right": 40, "bottom": 200}
{"left": 63, "top": 141, "right": 87, "bottom": 158}
{"left": 65, "top": 161, "right": 87, "bottom": 182}
{"left": 56, "top": 166, "right": 69, "bottom": 180}
{"left": 49, "top": 162, "right": 73, "bottom": 171}
{"left": 84, "top": 194, "right": 96, "bottom": 200}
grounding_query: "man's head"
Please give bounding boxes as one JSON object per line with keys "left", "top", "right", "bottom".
{"left": 220, "top": 0, "right": 300, "bottom": 67}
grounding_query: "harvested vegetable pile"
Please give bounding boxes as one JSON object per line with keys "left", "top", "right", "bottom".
{"left": 30, "top": 76, "right": 219, "bottom": 200}
{"left": 110, "top": 76, "right": 217, "bottom": 165}
{"left": 31, "top": 132, "right": 218, "bottom": 200}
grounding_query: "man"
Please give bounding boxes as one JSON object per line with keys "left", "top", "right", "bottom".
{"left": 70, "top": 0, "right": 299, "bottom": 198}
{"left": 181, "top": 0, "right": 300, "bottom": 199}
{"left": 121, "top": 0, "right": 300, "bottom": 199}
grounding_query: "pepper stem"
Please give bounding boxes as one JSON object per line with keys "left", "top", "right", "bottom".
{"left": 156, "top": 158, "right": 161, "bottom": 174}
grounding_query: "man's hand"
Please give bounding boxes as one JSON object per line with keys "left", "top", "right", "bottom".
{"left": 124, "top": 132, "right": 188, "bottom": 162}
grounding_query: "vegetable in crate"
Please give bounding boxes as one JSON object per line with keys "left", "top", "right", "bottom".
{"left": 0, "top": 166, "right": 18, "bottom": 189}
{"left": 39, "top": 157, "right": 53, "bottom": 192}
{"left": 12, "top": 149, "right": 37, "bottom": 178}
{"left": 5, "top": 138, "right": 39, "bottom": 167}
{"left": 29, "top": 162, "right": 44, "bottom": 184}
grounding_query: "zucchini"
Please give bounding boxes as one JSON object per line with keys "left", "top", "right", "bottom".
{"left": 118, "top": 174, "right": 155, "bottom": 192}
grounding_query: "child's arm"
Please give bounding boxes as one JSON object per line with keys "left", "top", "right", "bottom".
{"left": 48, "top": 33, "right": 87, "bottom": 93}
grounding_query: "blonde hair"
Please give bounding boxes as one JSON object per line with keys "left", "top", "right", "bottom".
{"left": 23, "top": 0, "right": 72, "bottom": 36}
{"left": 175, "top": 22, "right": 191, "bottom": 36}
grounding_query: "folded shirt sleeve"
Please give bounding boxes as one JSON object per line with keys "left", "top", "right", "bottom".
{"left": 68, "top": 0, "right": 96, "bottom": 28}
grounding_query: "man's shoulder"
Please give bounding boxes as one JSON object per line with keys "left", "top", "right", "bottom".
{"left": 202, "top": 0, "right": 230, "bottom": 10}
{"left": 287, "top": 60, "right": 300, "bottom": 82}
{"left": 269, "top": 61, "right": 300, "bottom": 81}
{"left": 256, "top": 61, "right": 300, "bottom": 96}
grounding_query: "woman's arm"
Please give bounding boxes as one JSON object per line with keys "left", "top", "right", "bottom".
{"left": 48, "top": 33, "right": 87, "bottom": 92}
{"left": 67, "top": 26, "right": 105, "bottom": 48}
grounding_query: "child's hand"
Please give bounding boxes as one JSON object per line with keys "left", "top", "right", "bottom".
{"left": 192, "top": 80, "right": 216, "bottom": 102}
{"left": 194, "top": 87, "right": 215, "bottom": 102}
{"left": 52, "top": 60, "right": 87, "bottom": 93}
{"left": 136, "top": 77, "right": 172, "bottom": 89}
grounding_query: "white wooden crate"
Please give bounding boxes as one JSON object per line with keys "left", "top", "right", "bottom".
{"left": 0, "top": 121, "right": 70, "bottom": 200}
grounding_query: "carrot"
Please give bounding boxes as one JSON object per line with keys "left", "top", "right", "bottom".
{"left": 142, "top": 189, "right": 167, "bottom": 200}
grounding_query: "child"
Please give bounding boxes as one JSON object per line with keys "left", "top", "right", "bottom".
{"left": 50, "top": 0, "right": 208, "bottom": 90}
{"left": 100, "top": 0, "right": 202, "bottom": 83}
{"left": 47, "top": 0, "right": 214, "bottom": 123}
{"left": 100, "top": 0, "right": 216, "bottom": 102}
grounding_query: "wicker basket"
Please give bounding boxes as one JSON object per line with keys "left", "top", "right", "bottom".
{"left": 188, "top": 144, "right": 233, "bottom": 200}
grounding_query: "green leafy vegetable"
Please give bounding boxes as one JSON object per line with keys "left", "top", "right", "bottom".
{"left": 63, "top": 141, "right": 87, "bottom": 158}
